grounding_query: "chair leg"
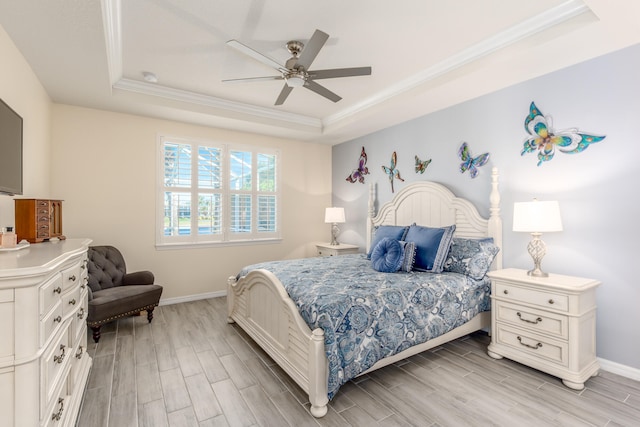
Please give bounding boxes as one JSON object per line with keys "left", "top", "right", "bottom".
{"left": 91, "top": 326, "right": 102, "bottom": 343}
{"left": 147, "top": 307, "right": 155, "bottom": 323}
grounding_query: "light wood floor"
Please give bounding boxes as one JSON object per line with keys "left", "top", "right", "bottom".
{"left": 78, "top": 297, "right": 640, "bottom": 427}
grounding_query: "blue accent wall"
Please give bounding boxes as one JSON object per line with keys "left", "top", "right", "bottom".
{"left": 333, "top": 43, "right": 640, "bottom": 370}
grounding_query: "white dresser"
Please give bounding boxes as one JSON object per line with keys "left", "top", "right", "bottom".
{"left": 0, "top": 239, "right": 92, "bottom": 426}
{"left": 487, "top": 268, "right": 600, "bottom": 390}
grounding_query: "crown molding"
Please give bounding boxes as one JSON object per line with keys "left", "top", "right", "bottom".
{"left": 323, "top": 0, "right": 591, "bottom": 128}
{"left": 101, "top": 0, "right": 122, "bottom": 90}
{"left": 113, "top": 78, "right": 323, "bottom": 130}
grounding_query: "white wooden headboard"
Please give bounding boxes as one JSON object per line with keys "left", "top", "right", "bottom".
{"left": 367, "top": 167, "right": 502, "bottom": 269}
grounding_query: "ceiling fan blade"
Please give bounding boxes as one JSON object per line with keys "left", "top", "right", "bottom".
{"left": 275, "top": 84, "right": 293, "bottom": 105}
{"left": 295, "top": 29, "right": 329, "bottom": 71}
{"left": 309, "top": 67, "right": 372, "bottom": 80}
{"left": 222, "top": 75, "right": 283, "bottom": 83}
{"left": 227, "top": 39, "right": 287, "bottom": 73}
{"left": 304, "top": 80, "right": 342, "bottom": 103}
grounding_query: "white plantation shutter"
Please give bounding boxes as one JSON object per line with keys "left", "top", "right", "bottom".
{"left": 158, "top": 136, "right": 280, "bottom": 246}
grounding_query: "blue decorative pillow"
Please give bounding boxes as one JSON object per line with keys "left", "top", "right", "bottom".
{"left": 367, "top": 225, "right": 409, "bottom": 259}
{"left": 398, "top": 241, "right": 417, "bottom": 272}
{"left": 371, "top": 237, "right": 404, "bottom": 272}
{"left": 404, "top": 224, "right": 456, "bottom": 273}
{"left": 443, "top": 237, "right": 500, "bottom": 280}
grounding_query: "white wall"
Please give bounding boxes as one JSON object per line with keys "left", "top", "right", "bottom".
{"left": 0, "top": 25, "right": 52, "bottom": 226}
{"left": 51, "top": 104, "right": 332, "bottom": 300}
{"left": 333, "top": 43, "right": 640, "bottom": 371}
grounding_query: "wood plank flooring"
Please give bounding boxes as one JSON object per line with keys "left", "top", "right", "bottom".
{"left": 78, "top": 297, "right": 640, "bottom": 426}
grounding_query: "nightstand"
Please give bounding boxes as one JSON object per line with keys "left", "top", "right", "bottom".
{"left": 487, "top": 268, "right": 600, "bottom": 390}
{"left": 316, "top": 243, "right": 359, "bottom": 257}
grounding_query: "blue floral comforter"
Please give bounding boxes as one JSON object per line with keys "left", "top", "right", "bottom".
{"left": 238, "top": 254, "right": 491, "bottom": 398}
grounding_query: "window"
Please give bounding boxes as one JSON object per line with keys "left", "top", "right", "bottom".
{"left": 157, "top": 136, "right": 280, "bottom": 247}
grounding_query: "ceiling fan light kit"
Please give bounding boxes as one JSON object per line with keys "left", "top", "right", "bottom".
{"left": 225, "top": 29, "right": 372, "bottom": 105}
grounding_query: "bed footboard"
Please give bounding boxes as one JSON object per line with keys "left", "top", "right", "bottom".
{"left": 227, "top": 270, "right": 329, "bottom": 417}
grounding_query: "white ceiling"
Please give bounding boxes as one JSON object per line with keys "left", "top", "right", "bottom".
{"left": 1, "top": 0, "right": 639, "bottom": 145}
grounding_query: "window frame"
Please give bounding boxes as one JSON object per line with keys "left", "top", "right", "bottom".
{"left": 156, "top": 135, "right": 281, "bottom": 249}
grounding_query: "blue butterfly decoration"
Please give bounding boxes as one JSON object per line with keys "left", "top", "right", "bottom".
{"left": 522, "top": 102, "right": 606, "bottom": 166}
{"left": 415, "top": 155, "right": 432, "bottom": 174}
{"left": 382, "top": 151, "right": 404, "bottom": 192}
{"left": 458, "top": 142, "right": 489, "bottom": 179}
{"left": 346, "top": 146, "right": 370, "bottom": 184}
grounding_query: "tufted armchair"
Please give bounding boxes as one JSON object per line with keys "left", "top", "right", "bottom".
{"left": 86, "top": 245, "right": 163, "bottom": 342}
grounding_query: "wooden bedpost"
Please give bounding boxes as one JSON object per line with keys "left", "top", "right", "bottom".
{"left": 366, "top": 181, "right": 376, "bottom": 253}
{"left": 488, "top": 167, "right": 503, "bottom": 269}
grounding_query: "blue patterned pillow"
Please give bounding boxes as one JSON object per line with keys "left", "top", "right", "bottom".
{"left": 443, "top": 237, "right": 500, "bottom": 280}
{"left": 367, "top": 225, "right": 409, "bottom": 259}
{"left": 404, "top": 224, "right": 456, "bottom": 273}
{"left": 398, "top": 241, "right": 416, "bottom": 272}
{"left": 371, "top": 237, "right": 404, "bottom": 272}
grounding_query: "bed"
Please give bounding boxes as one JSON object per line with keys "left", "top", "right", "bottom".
{"left": 227, "top": 167, "right": 502, "bottom": 417}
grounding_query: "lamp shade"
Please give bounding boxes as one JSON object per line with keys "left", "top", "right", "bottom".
{"left": 324, "top": 207, "right": 345, "bottom": 224}
{"left": 513, "top": 200, "right": 563, "bottom": 233}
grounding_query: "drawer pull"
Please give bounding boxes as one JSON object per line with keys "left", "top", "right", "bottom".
{"left": 503, "top": 289, "right": 509, "bottom": 295}
{"left": 548, "top": 299, "right": 554, "bottom": 305}
{"left": 77, "top": 308, "right": 85, "bottom": 319}
{"left": 53, "top": 344, "right": 66, "bottom": 364}
{"left": 76, "top": 346, "right": 84, "bottom": 359}
{"left": 51, "top": 397, "right": 65, "bottom": 421}
{"left": 53, "top": 286, "right": 62, "bottom": 294}
{"left": 517, "top": 336, "right": 542, "bottom": 350}
{"left": 517, "top": 312, "right": 543, "bottom": 324}
{"left": 68, "top": 275, "right": 76, "bottom": 282}
{"left": 53, "top": 315, "right": 62, "bottom": 323}
{"left": 69, "top": 298, "right": 76, "bottom": 305}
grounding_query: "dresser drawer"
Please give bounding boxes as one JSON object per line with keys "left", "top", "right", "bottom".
{"left": 69, "top": 325, "right": 88, "bottom": 390}
{"left": 62, "top": 286, "right": 81, "bottom": 317}
{"left": 62, "top": 262, "right": 82, "bottom": 292}
{"left": 42, "top": 379, "right": 69, "bottom": 427}
{"left": 495, "top": 324, "right": 568, "bottom": 366}
{"left": 40, "top": 274, "right": 63, "bottom": 317}
{"left": 42, "top": 326, "right": 70, "bottom": 409}
{"left": 495, "top": 301, "right": 568, "bottom": 340}
{"left": 495, "top": 282, "right": 568, "bottom": 312}
{"left": 71, "top": 290, "right": 88, "bottom": 343}
{"left": 40, "top": 302, "right": 63, "bottom": 346}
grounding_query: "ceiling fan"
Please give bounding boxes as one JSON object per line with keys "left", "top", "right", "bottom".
{"left": 224, "top": 29, "right": 372, "bottom": 105}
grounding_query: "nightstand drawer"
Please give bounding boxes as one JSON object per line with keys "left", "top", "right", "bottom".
{"left": 495, "top": 324, "right": 568, "bottom": 366}
{"left": 495, "top": 301, "right": 568, "bottom": 339}
{"left": 495, "top": 282, "right": 568, "bottom": 312}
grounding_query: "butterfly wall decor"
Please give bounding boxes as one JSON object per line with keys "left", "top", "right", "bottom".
{"left": 522, "top": 102, "right": 606, "bottom": 166}
{"left": 458, "top": 142, "right": 490, "bottom": 179}
{"left": 382, "top": 151, "right": 404, "bottom": 193}
{"left": 415, "top": 155, "right": 432, "bottom": 174}
{"left": 345, "top": 146, "right": 370, "bottom": 184}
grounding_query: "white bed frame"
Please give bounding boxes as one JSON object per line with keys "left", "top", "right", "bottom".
{"left": 227, "top": 167, "right": 502, "bottom": 417}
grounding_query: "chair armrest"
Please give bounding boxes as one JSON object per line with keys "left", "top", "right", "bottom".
{"left": 123, "top": 271, "right": 155, "bottom": 285}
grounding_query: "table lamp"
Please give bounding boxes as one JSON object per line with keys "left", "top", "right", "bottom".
{"left": 513, "top": 199, "right": 563, "bottom": 277}
{"left": 324, "top": 207, "right": 345, "bottom": 246}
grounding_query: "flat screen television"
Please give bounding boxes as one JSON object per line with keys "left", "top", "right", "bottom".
{"left": 0, "top": 98, "right": 23, "bottom": 196}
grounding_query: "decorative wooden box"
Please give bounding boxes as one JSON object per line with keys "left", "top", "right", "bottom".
{"left": 15, "top": 199, "right": 65, "bottom": 243}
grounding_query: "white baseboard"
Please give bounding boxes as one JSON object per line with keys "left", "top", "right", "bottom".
{"left": 598, "top": 357, "right": 640, "bottom": 381}
{"left": 159, "top": 290, "right": 227, "bottom": 306}
{"left": 158, "top": 291, "right": 640, "bottom": 383}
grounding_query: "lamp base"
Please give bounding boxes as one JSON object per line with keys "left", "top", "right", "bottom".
{"left": 330, "top": 223, "right": 340, "bottom": 246}
{"left": 527, "top": 268, "right": 549, "bottom": 278}
{"left": 527, "top": 232, "right": 549, "bottom": 278}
